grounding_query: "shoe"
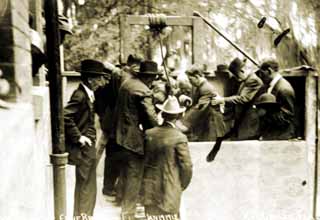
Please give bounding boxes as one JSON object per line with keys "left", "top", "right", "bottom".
{"left": 102, "top": 188, "right": 116, "bottom": 197}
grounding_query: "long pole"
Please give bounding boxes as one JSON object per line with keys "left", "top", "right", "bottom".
{"left": 193, "top": 11, "right": 259, "bottom": 67}
{"left": 44, "top": 1, "right": 68, "bottom": 219}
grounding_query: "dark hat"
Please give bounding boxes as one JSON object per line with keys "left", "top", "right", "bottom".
{"left": 260, "top": 59, "right": 279, "bottom": 72}
{"left": 215, "top": 64, "right": 232, "bottom": 75}
{"left": 255, "top": 93, "right": 280, "bottom": 109}
{"left": 80, "top": 59, "right": 106, "bottom": 76}
{"left": 58, "top": 14, "right": 73, "bottom": 35}
{"left": 257, "top": 17, "right": 267, "bottom": 28}
{"left": 127, "top": 54, "right": 143, "bottom": 66}
{"left": 228, "top": 58, "right": 246, "bottom": 77}
{"left": 139, "top": 60, "right": 160, "bottom": 75}
{"left": 274, "top": 28, "right": 290, "bottom": 47}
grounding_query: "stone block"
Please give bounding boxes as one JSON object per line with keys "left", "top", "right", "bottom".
{"left": 15, "top": 63, "right": 32, "bottom": 102}
{"left": 11, "top": 7, "right": 30, "bottom": 39}
{"left": 32, "top": 86, "right": 49, "bottom": 120}
{"left": 12, "top": 26, "right": 31, "bottom": 52}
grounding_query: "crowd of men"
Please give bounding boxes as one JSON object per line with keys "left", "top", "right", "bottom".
{"left": 62, "top": 54, "right": 296, "bottom": 219}
{"left": 27, "top": 10, "right": 297, "bottom": 220}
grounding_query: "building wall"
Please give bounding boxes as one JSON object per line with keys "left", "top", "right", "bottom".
{"left": 0, "top": 0, "right": 53, "bottom": 219}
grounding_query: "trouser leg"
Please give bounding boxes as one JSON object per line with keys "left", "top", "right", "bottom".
{"left": 103, "top": 140, "right": 121, "bottom": 195}
{"left": 74, "top": 159, "right": 97, "bottom": 217}
{"left": 121, "top": 149, "right": 144, "bottom": 213}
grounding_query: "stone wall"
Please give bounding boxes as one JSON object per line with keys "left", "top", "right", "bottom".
{"left": 184, "top": 141, "right": 312, "bottom": 220}
{"left": 0, "top": 0, "right": 54, "bottom": 219}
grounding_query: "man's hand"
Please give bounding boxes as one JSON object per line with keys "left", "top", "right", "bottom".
{"left": 211, "top": 96, "right": 225, "bottom": 105}
{"left": 79, "top": 135, "right": 92, "bottom": 147}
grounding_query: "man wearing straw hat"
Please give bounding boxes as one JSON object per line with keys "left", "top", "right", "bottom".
{"left": 110, "top": 60, "right": 160, "bottom": 215}
{"left": 142, "top": 95, "right": 193, "bottom": 217}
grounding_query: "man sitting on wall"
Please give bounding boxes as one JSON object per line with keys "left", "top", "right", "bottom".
{"left": 256, "top": 59, "right": 296, "bottom": 139}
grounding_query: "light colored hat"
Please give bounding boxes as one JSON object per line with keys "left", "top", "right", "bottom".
{"left": 156, "top": 95, "right": 186, "bottom": 114}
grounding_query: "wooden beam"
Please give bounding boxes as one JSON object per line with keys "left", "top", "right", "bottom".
{"left": 125, "top": 15, "right": 194, "bottom": 26}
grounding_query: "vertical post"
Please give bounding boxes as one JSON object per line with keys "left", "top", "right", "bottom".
{"left": 44, "top": 0, "right": 68, "bottom": 220}
{"left": 305, "top": 72, "right": 317, "bottom": 219}
{"left": 192, "top": 17, "right": 203, "bottom": 65}
{"left": 315, "top": 72, "right": 320, "bottom": 218}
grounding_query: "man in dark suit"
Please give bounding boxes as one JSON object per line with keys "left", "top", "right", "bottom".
{"left": 142, "top": 95, "right": 193, "bottom": 216}
{"left": 64, "top": 59, "right": 108, "bottom": 218}
{"left": 94, "top": 55, "right": 143, "bottom": 200}
{"left": 256, "top": 59, "right": 296, "bottom": 139}
{"left": 183, "top": 64, "right": 226, "bottom": 141}
{"left": 212, "top": 57, "right": 263, "bottom": 139}
{"left": 110, "top": 60, "right": 160, "bottom": 215}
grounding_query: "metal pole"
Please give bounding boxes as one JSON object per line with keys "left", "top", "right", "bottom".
{"left": 44, "top": 0, "right": 68, "bottom": 219}
{"left": 193, "top": 11, "right": 259, "bottom": 67}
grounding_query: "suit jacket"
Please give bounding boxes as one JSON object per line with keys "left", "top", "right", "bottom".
{"left": 111, "top": 77, "right": 158, "bottom": 155}
{"left": 94, "top": 69, "right": 131, "bottom": 136}
{"left": 64, "top": 84, "right": 96, "bottom": 166}
{"left": 143, "top": 123, "right": 193, "bottom": 213}
{"left": 224, "top": 73, "right": 263, "bottom": 139}
{"left": 184, "top": 79, "right": 226, "bottom": 140}
{"left": 261, "top": 77, "right": 296, "bottom": 139}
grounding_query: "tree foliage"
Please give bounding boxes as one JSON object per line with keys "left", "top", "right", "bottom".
{"left": 63, "top": 0, "right": 320, "bottom": 71}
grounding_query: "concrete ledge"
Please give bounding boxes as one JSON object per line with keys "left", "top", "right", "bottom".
{"left": 184, "top": 141, "right": 312, "bottom": 220}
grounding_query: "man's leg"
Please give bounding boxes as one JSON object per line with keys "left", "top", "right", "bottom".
{"left": 121, "top": 150, "right": 144, "bottom": 214}
{"left": 103, "top": 139, "right": 121, "bottom": 196}
{"left": 76, "top": 159, "right": 97, "bottom": 216}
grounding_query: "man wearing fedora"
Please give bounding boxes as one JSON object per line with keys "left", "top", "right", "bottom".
{"left": 64, "top": 59, "right": 109, "bottom": 218}
{"left": 109, "top": 60, "right": 160, "bottom": 215}
{"left": 212, "top": 57, "right": 263, "bottom": 140}
{"left": 256, "top": 59, "right": 296, "bottom": 139}
{"left": 255, "top": 93, "right": 294, "bottom": 140}
{"left": 214, "top": 64, "right": 240, "bottom": 132}
{"left": 142, "top": 95, "right": 193, "bottom": 216}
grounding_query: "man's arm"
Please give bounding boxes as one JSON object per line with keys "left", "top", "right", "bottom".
{"left": 64, "top": 90, "right": 84, "bottom": 143}
{"left": 175, "top": 141, "right": 193, "bottom": 190}
{"left": 139, "top": 90, "right": 159, "bottom": 129}
{"left": 224, "top": 77, "right": 262, "bottom": 105}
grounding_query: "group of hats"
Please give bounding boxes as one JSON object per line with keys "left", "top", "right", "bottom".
{"left": 81, "top": 59, "right": 185, "bottom": 115}
{"left": 214, "top": 57, "right": 246, "bottom": 78}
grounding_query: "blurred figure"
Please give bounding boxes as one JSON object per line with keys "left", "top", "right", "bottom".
{"left": 142, "top": 96, "right": 192, "bottom": 216}
{"left": 94, "top": 54, "right": 143, "bottom": 201}
{"left": 212, "top": 57, "right": 263, "bottom": 140}
{"left": 183, "top": 64, "right": 226, "bottom": 141}
{"left": 256, "top": 59, "right": 296, "bottom": 139}
{"left": 110, "top": 60, "right": 160, "bottom": 216}
{"left": 64, "top": 59, "right": 108, "bottom": 218}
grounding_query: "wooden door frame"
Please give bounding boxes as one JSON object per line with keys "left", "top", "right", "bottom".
{"left": 119, "top": 15, "right": 203, "bottom": 65}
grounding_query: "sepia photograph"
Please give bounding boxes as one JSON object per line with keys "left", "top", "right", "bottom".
{"left": 0, "top": 0, "right": 319, "bottom": 219}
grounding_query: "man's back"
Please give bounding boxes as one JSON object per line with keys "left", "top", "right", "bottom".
{"left": 112, "top": 77, "right": 157, "bottom": 154}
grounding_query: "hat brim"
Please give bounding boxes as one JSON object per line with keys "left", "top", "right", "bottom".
{"left": 256, "top": 102, "right": 280, "bottom": 109}
{"left": 156, "top": 103, "right": 186, "bottom": 114}
{"left": 139, "top": 71, "right": 161, "bottom": 75}
{"left": 80, "top": 70, "right": 107, "bottom": 76}
{"left": 215, "top": 70, "right": 232, "bottom": 75}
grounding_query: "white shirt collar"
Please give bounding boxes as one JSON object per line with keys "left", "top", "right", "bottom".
{"left": 267, "top": 73, "right": 282, "bottom": 94}
{"left": 82, "top": 83, "right": 95, "bottom": 103}
{"left": 165, "top": 121, "right": 176, "bottom": 128}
